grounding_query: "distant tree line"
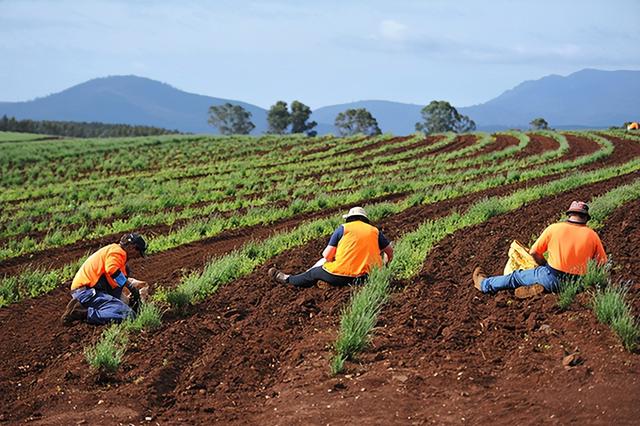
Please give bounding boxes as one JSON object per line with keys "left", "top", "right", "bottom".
{"left": 208, "top": 99, "right": 479, "bottom": 137}
{"left": 208, "top": 101, "right": 319, "bottom": 136}
{"left": 0, "top": 115, "right": 181, "bottom": 138}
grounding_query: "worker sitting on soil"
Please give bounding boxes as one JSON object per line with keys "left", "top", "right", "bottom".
{"left": 61, "top": 233, "right": 148, "bottom": 325}
{"left": 472, "top": 201, "right": 607, "bottom": 298}
{"left": 268, "top": 206, "right": 394, "bottom": 287}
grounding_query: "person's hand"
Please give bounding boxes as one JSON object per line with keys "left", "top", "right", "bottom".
{"left": 129, "top": 278, "right": 147, "bottom": 288}
{"left": 128, "top": 284, "right": 142, "bottom": 314}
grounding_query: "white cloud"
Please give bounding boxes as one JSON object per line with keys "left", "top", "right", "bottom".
{"left": 379, "top": 19, "right": 408, "bottom": 41}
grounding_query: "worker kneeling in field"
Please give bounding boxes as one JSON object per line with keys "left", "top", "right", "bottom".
{"left": 269, "top": 207, "right": 394, "bottom": 287}
{"left": 61, "top": 233, "right": 148, "bottom": 325}
{"left": 472, "top": 201, "right": 607, "bottom": 298}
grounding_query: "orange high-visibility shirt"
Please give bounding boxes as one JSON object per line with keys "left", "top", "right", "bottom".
{"left": 530, "top": 222, "right": 607, "bottom": 275}
{"left": 71, "top": 244, "right": 128, "bottom": 290}
{"left": 323, "top": 221, "right": 383, "bottom": 277}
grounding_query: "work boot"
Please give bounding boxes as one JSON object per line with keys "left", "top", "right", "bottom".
{"left": 61, "top": 298, "right": 88, "bottom": 325}
{"left": 472, "top": 267, "right": 487, "bottom": 292}
{"left": 514, "top": 284, "right": 545, "bottom": 299}
{"left": 268, "top": 267, "right": 289, "bottom": 285}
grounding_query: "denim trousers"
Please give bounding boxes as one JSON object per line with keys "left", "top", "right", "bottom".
{"left": 72, "top": 286, "right": 133, "bottom": 325}
{"left": 481, "top": 264, "right": 565, "bottom": 294}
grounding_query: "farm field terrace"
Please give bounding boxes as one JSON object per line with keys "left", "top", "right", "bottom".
{"left": 0, "top": 130, "right": 639, "bottom": 424}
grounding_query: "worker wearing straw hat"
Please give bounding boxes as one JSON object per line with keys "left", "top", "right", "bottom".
{"left": 269, "top": 206, "right": 394, "bottom": 288}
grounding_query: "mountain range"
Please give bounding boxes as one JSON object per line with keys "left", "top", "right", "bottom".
{"left": 1, "top": 69, "right": 638, "bottom": 135}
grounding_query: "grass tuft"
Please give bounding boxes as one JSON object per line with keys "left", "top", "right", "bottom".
{"left": 84, "top": 324, "right": 128, "bottom": 374}
{"left": 592, "top": 285, "right": 630, "bottom": 325}
{"left": 331, "top": 267, "right": 392, "bottom": 374}
{"left": 123, "top": 302, "right": 163, "bottom": 333}
{"left": 592, "top": 284, "right": 639, "bottom": 350}
{"left": 556, "top": 277, "right": 581, "bottom": 310}
{"left": 611, "top": 314, "right": 640, "bottom": 351}
{"left": 581, "top": 259, "right": 611, "bottom": 290}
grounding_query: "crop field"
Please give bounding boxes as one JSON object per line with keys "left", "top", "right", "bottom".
{"left": 0, "top": 129, "right": 639, "bottom": 424}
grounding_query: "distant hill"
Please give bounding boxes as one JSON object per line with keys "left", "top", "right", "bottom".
{"left": 315, "top": 69, "right": 640, "bottom": 133}
{"left": 1, "top": 69, "right": 638, "bottom": 135}
{"left": 0, "top": 75, "right": 268, "bottom": 134}
{"left": 458, "top": 69, "right": 640, "bottom": 129}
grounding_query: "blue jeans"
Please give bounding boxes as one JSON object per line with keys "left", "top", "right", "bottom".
{"left": 72, "top": 286, "right": 133, "bottom": 325}
{"left": 481, "top": 264, "right": 565, "bottom": 294}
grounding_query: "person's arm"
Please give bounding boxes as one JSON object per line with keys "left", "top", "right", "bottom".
{"left": 530, "top": 251, "right": 547, "bottom": 266}
{"left": 593, "top": 235, "right": 607, "bottom": 265}
{"left": 378, "top": 231, "right": 393, "bottom": 263}
{"left": 529, "top": 227, "right": 550, "bottom": 266}
{"left": 324, "top": 225, "right": 344, "bottom": 261}
{"left": 106, "top": 253, "right": 146, "bottom": 289}
{"left": 382, "top": 244, "right": 394, "bottom": 263}
{"left": 322, "top": 245, "right": 337, "bottom": 261}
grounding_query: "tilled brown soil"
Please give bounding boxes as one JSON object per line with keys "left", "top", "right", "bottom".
{"left": 447, "top": 134, "right": 518, "bottom": 163}
{"left": 512, "top": 133, "right": 559, "bottom": 160}
{"left": 250, "top": 173, "right": 639, "bottom": 426}
{"left": 3, "top": 171, "right": 636, "bottom": 425}
{"left": 0, "top": 135, "right": 638, "bottom": 425}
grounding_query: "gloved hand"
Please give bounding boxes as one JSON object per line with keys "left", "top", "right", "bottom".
{"left": 128, "top": 284, "right": 142, "bottom": 315}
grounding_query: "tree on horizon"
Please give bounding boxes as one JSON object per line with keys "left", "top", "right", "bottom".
{"left": 415, "top": 101, "right": 476, "bottom": 134}
{"left": 207, "top": 103, "right": 255, "bottom": 135}
{"left": 334, "top": 108, "right": 382, "bottom": 136}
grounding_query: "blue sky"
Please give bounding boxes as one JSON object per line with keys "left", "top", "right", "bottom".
{"left": 1, "top": 0, "right": 639, "bottom": 109}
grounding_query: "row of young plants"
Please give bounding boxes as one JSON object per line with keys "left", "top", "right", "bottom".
{"left": 4, "top": 132, "right": 384, "bottom": 200}
{"left": 82, "top": 156, "right": 640, "bottom": 374}
{"left": 0, "top": 132, "right": 565, "bottom": 260}
{"left": 0, "top": 134, "right": 463, "bottom": 249}
{"left": 0, "top": 132, "right": 342, "bottom": 196}
{"left": 557, "top": 260, "right": 638, "bottom": 351}
{"left": 0, "top": 131, "right": 535, "bottom": 246}
{"left": 0, "top": 131, "right": 50, "bottom": 143}
{"left": 1, "top": 131, "right": 340, "bottom": 189}
{"left": 600, "top": 129, "right": 640, "bottom": 142}
{"left": 329, "top": 160, "right": 640, "bottom": 373}
{"left": 0, "top": 131, "right": 618, "bottom": 304}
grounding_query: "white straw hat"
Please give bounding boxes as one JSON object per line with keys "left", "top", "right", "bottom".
{"left": 343, "top": 206, "right": 369, "bottom": 220}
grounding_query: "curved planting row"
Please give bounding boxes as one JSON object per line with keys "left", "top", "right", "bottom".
{"left": 0, "top": 132, "right": 623, "bottom": 306}
{"left": 1, "top": 132, "right": 343, "bottom": 190}
{"left": 0, "top": 131, "right": 607, "bottom": 264}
